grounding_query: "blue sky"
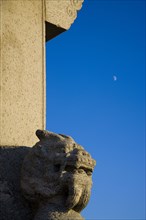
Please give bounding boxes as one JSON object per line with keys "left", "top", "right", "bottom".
{"left": 46, "top": 0, "right": 145, "bottom": 219}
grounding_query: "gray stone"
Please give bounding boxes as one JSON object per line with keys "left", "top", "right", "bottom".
{"left": 0, "top": 146, "right": 32, "bottom": 220}
{"left": 0, "top": 130, "right": 96, "bottom": 220}
{"left": 21, "top": 130, "right": 96, "bottom": 220}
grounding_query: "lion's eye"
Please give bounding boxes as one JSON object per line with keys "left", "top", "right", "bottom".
{"left": 78, "top": 169, "right": 84, "bottom": 174}
{"left": 54, "top": 164, "right": 61, "bottom": 172}
{"left": 86, "top": 170, "right": 92, "bottom": 176}
{"left": 79, "top": 166, "right": 93, "bottom": 176}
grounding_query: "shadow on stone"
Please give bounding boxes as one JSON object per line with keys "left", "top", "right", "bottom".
{"left": 0, "top": 146, "right": 33, "bottom": 220}
{"left": 0, "top": 130, "right": 96, "bottom": 220}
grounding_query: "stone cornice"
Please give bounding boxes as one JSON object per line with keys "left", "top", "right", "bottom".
{"left": 45, "top": 0, "right": 84, "bottom": 30}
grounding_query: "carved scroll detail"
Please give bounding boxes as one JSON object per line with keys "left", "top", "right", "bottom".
{"left": 66, "top": 5, "right": 77, "bottom": 19}
{"left": 45, "top": 0, "right": 84, "bottom": 30}
{"left": 70, "top": 0, "right": 84, "bottom": 10}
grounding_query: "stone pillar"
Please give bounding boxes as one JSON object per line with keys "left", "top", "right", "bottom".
{"left": 0, "top": 0, "right": 83, "bottom": 146}
{"left": 0, "top": 0, "right": 45, "bottom": 146}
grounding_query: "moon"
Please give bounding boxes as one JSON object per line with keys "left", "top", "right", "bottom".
{"left": 113, "top": 75, "right": 117, "bottom": 81}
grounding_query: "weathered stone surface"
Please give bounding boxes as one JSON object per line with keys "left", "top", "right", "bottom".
{"left": 21, "top": 130, "right": 96, "bottom": 220}
{"left": 45, "top": 0, "right": 84, "bottom": 41}
{"left": 0, "top": 146, "right": 32, "bottom": 220}
{"left": 0, "top": 0, "right": 45, "bottom": 146}
{"left": 0, "top": 130, "right": 96, "bottom": 220}
{"left": 0, "top": 0, "right": 84, "bottom": 147}
{"left": 45, "top": 0, "right": 84, "bottom": 30}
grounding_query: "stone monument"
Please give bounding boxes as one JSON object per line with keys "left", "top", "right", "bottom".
{"left": 0, "top": 0, "right": 84, "bottom": 146}
{"left": 0, "top": 1, "right": 96, "bottom": 219}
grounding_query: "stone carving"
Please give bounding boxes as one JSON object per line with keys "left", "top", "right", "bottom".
{"left": 70, "top": 0, "right": 84, "bottom": 10}
{"left": 66, "top": 0, "right": 84, "bottom": 20}
{"left": 45, "top": 0, "right": 84, "bottom": 30}
{"left": 21, "top": 130, "right": 96, "bottom": 220}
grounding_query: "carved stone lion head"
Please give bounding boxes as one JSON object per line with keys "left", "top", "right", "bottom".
{"left": 21, "top": 130, "right": 96, "bottom": 219}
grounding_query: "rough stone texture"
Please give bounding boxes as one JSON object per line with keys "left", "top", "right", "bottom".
{"left": 0, "top": 130, "right": 96, "bottom": 220}
{"left": 0, "top": 146, "right": 33, "bottom": 220}
{"left": 21, "top": 130, "right": 96, "bottom": 220}
{"left": 0, "top": 0, "right": 84, "bottom": 147}
{"left": 45, "top": 0, "right": 84, "bottom": 30}
{"left": 45, "top": 0, "right": 84, "bottom": 41}
{"left": 0, "top": 0, "right": 45, "bottom": 146}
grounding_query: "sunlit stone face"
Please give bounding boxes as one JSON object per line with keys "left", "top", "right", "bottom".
{"left": 21, "top": 130, "right": 96, "bottom": 219}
